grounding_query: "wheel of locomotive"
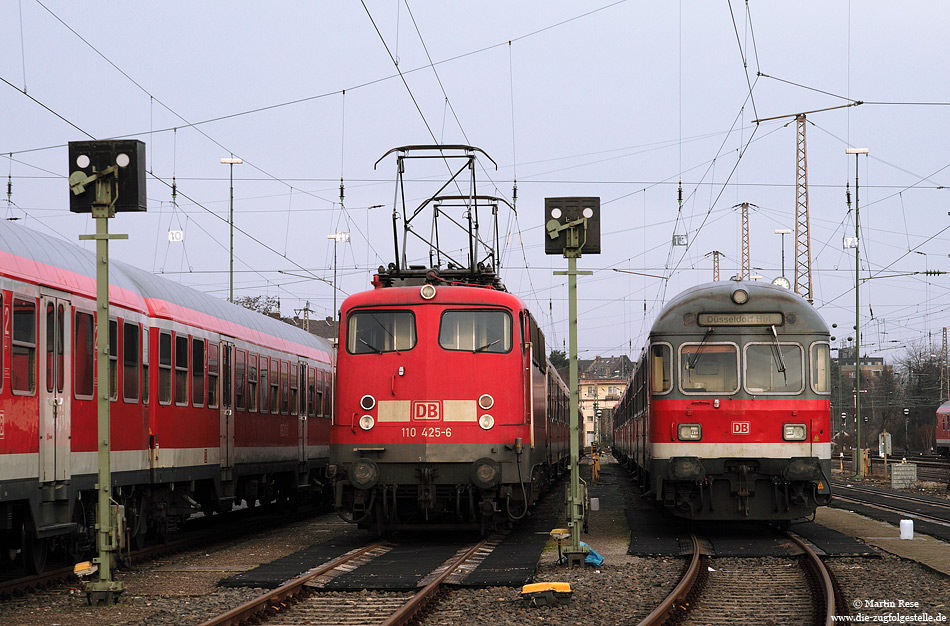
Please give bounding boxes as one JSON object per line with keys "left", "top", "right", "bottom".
{"left": 20, "top": 524, "right": 48, "bottom": 575}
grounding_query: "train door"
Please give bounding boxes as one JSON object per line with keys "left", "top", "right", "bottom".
{"left": 297, "top": 361, "right": 308, "bottom": 464}
{"left": 219, "top": 339, "right": 235, "bottom": 477}
{"left": 38, "top": 292, "right": 71, "bottom": 483}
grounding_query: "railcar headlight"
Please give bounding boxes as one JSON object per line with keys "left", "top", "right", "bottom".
{"left": 783, "top": 423, "right": 807, "bottom": 441}
{"left": 731, "top": 287, "right": 749, "bottom": 304}
{"left": 478, "top": 414, "right": 495, "bottom": 430}
{"left": 349, "top": 458, "right": 379, "bottom": 490}
{"left": 470, "top": 457, "right": 501, "bottom": 489}
{"left": 360, "top": 395, "right": 376, "bottom": 410}
{"left": 677, "top": 423, "right": 702, "bottom": 441}
{"left": 478, "top": 394, "right": 494, "bottom": 410}
{"left": 359, "top": 415, "right": 375, "bottom": 431}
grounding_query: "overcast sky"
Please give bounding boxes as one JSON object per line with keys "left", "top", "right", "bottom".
{"left": 2, "top": 2, "right": 948, "bottom": 361}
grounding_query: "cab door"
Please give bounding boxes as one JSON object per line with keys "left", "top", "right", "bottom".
{"left": 39, "top": 292, "right": 71, "bottom": 483}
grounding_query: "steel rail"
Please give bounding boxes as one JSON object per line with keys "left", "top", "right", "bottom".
{"left": 380, "top": 538, "right": 490, "bottom": 626}
{"left": 786, "top": 532, "right": 836, "bottom": 626}
{"left": 636, "top": 533, "right": 702, "bottom": 626}
{"left": 197, "top": 540, "right": 388, "bottom": 626}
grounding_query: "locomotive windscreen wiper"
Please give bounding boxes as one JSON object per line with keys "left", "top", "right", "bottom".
{"left": 474, "top": 339, "right": 500, "bottom": 352}
{"left": 685, "top": 327, "right": 714, "bottom": 370}
{"left": 359, "top": 337, "right": 383, "bottom": 354}
{"left": 769, "top": 325, "right": 788, "bottom": 382}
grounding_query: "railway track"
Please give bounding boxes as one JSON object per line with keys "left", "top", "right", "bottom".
{"left": 637, "top": 532, "right": 839, "bottom": 626}
{"left": 832, "top": 482, "right": 950, "bottom": 526}
{"left": 198, "top": 537, "right": 490, "bottom": 626}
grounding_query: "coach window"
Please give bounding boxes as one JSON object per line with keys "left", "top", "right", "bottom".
{"left": 158, "top": 331, "right": 172, "bottom": 405}
{"left": 45, "top": 303, "right": 55, "bottom": 392}
{"left": 175, "top": 335, "right": 188, "bottom": 406}
{"left": 109, "top": 320, "right": 118, "bottom": 401}
{"left": 207, "top": 343, "right": 219, "bottom": 408}
{"left": 260, "top": 356, "right": 269, "bottom": 413}
{"left": 347, "top": 310, "right": 416, "bottom": 354}
{"left": 289, "top": 363, "right": 298, "bottom": 416}
{"left": 247, "top": 353, "right": 258, "bottom": 412}
{"left": 271, "top": 358, "right": 280, "bottom": 414}
{"left": 650, "top": 343, "right": 672, "bottom": 394}
{"left": 439, "top": 310, "right": 511, "bottom": 353}
{"left": 74, "top": 311, "right": 95, "bottom": 398}
{"left": 235, "top": 350, "right": 246, "bottom": 411}
{"left": 123, "top": 322, "right": 140, "bottom": 402}
{"left": 281, "top": 360, "right": 290, "bottom": 414}
{"left": 679, "top": 343, "right": 738, "bottom": 394}
{"left": 192, "top": 338, "right": 205, "bottom": 407}
{"left": 744, "top": 343, "right": 804, "bottom": 394}
{"left": 810, "top": 342, "right": 831, "bottom": 394}
{"left": 142, "top": 328, "right": 149, "bottom": 405}
{"left": 12, "top": 298, "right": 36, "bottom": 394}
{"left": 308, "top": 366, "right": 316, "bottom": 417}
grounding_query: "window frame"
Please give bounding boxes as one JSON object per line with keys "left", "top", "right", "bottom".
{"left": 677, "top": 341, "right": 740, "bottom": 395}
{"left": 345, "top": 309, "right": 417, "bottom": 355}
{"left": 742, "top": 341, "right": 805, "bottom": 395}
{"left": 74, "top": 310, "right": 95, "bottom": 400}
{"left": 192, "top": 337, "right": 205, "bottom": 408}
{"left": 158, "top": 330, "right": 172, "bottom": 405}
{"left": 122, "top": 320, "right": 140, "bottom": 403}
{"left": 12, "top": 296, "right": 38, "bottom": 396}
{"left": 438, "top": 308, "right": 513, "bottom": 354}
{"left": 810, "top": 341, "right": 832, "bottom": 395}
{"left": 649, "top": 342, "right": 673, "bottom": 395}
{"left": 174, "top": 334, "right": 189, "bottom": 406}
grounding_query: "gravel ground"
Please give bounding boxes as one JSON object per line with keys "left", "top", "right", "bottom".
{"left": 0, "top": 511, "right": 353, "bottom": 626}
{"left": 829, "top": 554, "right": 950, "bottom": 621}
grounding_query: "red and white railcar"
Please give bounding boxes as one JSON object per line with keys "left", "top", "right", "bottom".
{"left": 0, "top": 219, "right": 332, "bottom": 573}
{"left": 936, "top": 402, "right": 950, "bottom": 457}
{"left": 329, "top": 269, "right": 571, "bottom": 532}
{"left": 613, "top": 281, "right": 832, "bottom": 522}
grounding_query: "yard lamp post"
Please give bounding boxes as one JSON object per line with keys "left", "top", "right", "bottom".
{"left": 220, "top": 157, "right": 243, "bottom": 303}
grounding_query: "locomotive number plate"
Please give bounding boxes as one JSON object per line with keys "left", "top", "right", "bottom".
{"left": 732, "top": 422, "right": 751, "bottom": 435}
{"left": 412, "top": 401, "right": 442, "bottom": 420}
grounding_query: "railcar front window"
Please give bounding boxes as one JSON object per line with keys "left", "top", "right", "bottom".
{"left": 679, "top": 343, "right": 738, "bottom": 393}
{"left": 439, "top": 310, "right": 511, "bottom": 353}
{"left": 347, "top": 311, "right": 416, "bottom": 354}
{"left": 811, "top": 342, "right": 831, "bottom": 394}
{"left": 745, "top": 343, "right": 804, "bottom": 394}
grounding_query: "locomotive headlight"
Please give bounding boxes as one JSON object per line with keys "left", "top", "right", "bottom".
{"left": 731, "top": 287, "right": 749, "bottom": 304}
{"left": 358, "top": 415, "right": 375, "bottom": 431}
{"left": 783, "top": 423, "right": 807, "bottom": 441}
{"left": 420, "top": 284, "right": 437, "bottom": 300}
{"left": 478, "top": 394, "right": 494, "bottom": 410}
{"left": 478, "top": 414, "right": 495, "bottom": 430}
{"left": 360, "top": 395, "right": 376, "bottom": 411}
{"left": 677, "top": 423, "right": 702, "bottom": 441}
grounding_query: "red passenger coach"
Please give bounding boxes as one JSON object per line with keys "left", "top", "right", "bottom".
{"left": 0, "top": 219, "right": 332, "bottom": 573}
{"left": 330, "top": 268, "right": 571, "bottom": 533}
{"left": 613, "top": 281, "right": 833, "bottom": 523}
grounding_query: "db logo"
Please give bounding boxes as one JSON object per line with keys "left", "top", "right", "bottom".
{"left": 732, "top": 422, "right": 751, "bottom": 435}
{"left": 412, "top": 401, "right": 441, "bottom": 421}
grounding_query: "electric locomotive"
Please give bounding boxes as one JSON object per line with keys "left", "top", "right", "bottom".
{"left": 0, "top": 218, "right": 333, "bottom": 573}
{"left": 613, "top": 280, "right": 832, "bottom": 522}
{"left": 329, "top": 145, "right": 573, "bottom": 533}
{"left": 329, "top": 267, "right": 571, "bottom": 532}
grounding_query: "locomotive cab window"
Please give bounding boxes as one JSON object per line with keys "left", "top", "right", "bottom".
{"left": 679, "top": 343, "right": 738, "bottom": 394}
{"left": 439, "top": 310, "right": 511, "bottom": 353}
{"left": 810, "top": 342, "right": 831, "bottom": 394}
{"left": 744, "top": 343, "right": 804, "bottom": 394}
{"left": 347, "top": 310, "right": 416, "bottom": 354}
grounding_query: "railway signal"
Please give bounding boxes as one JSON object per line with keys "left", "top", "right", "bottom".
{"left": 546, "top": 196, "right": 601, "bottom": 565}
{"left": 68, "top": 139, "right": 147, "bottom": 605}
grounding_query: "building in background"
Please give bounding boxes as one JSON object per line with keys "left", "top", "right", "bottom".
{"left": 579, "top": 355, "right": 634, "bottom": 447}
